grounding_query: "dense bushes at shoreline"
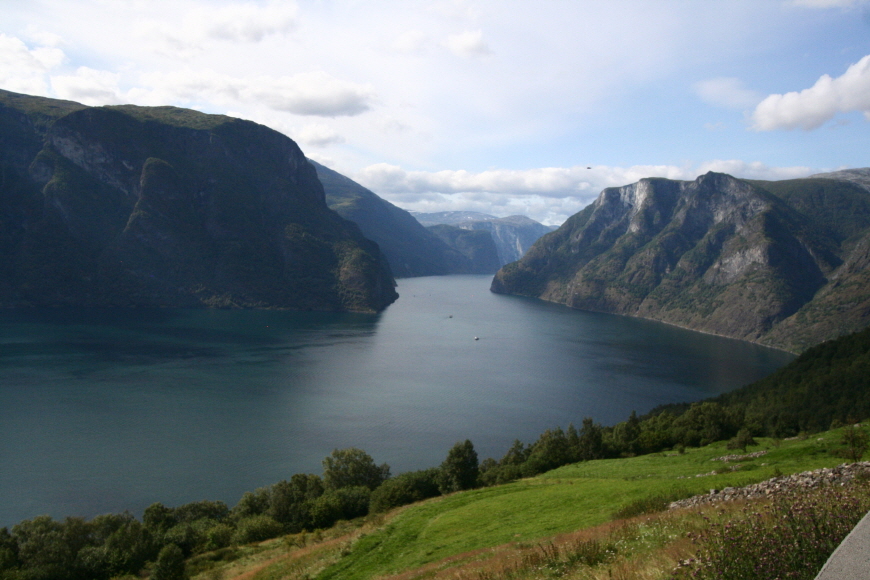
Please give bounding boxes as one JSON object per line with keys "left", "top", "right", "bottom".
{"left": 2, "top": 327, "right": 869, "bottom": 580}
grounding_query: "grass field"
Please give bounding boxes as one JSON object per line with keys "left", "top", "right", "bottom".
{"left": 195, "top": 426, "right": 866, "bottom": 580}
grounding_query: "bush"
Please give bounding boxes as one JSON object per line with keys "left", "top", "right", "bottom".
{"left": 369, "top": 469, "right": 441, "bottom": 512}
{"left": 309, "top": 487, "right": 371, "bottom": 529}
{"left": 231, "top": 515, "right": 284, "bottom": 545}
{"left": 673, "top": 483, "right": 870, "bottom": 580}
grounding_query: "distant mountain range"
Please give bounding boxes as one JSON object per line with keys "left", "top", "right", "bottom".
{"left": 311, "top": 161, "right": 499, "bottom": 276}
{"left": 412, "top": 211, "right": 556, "bottom": 267}
{"left": 492, "top": 170, "right": 870, "bottom": 352}
{"left": 0, "top": 89, "right": 397, "bottom": 312}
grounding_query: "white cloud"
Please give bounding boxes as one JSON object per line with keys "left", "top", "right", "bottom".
{"left": 139, "top": 69, "right": 375, "bottom": 116}
{"left": 351, "top": 161, "right": 814, "bottom": 225}
{"left": 0, "top": 34, "right": 64, "bottom": 95}
{"left": 443, "top": 30, "right": 491, "bottom": 58}
{"left": 140, "top": 1, "right": 297, "bottom": 57}
{"left": 751, "top": 54, "right": 870, "bottom": 130}
{"left": 295, "top": 124, "right": 346, "bottom": 147}
{"left": 51, "top": 66, "right": 122, "bottom": 105}
{"left": 695, "top": 77, "right": 762, "bottom": 109}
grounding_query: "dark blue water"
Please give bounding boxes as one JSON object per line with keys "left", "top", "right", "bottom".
{"left": 0, "top": 275, "right": 793, "bottom": 526}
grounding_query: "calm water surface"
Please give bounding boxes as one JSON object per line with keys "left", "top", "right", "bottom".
{"left": 0, "top": 275, "right": 793, "bottom": 526}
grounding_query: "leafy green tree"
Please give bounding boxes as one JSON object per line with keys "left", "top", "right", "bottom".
{"left": 438, "top": 440, "right": 479, "bottom": 494}
{"left": 577, "top": 418, "right": 605, "bottom": 461}
{"left": 143, "top": 503, "right": 176, "bottom": 540}
{"left": 269, "top": 473, "right": 325, "bottom": 532}
{"left": 369, "top": 468, "right": 441, "bottom": 512}
{"left": 151, "top": 543, "right": 187, "bottom": 580}
{"left": 231, "top": 487, "right": 271, "bottom": 520}
{"left": 322, "top": 448, "right": 390, "bottom": 492}
{"left": 0, "top": 527, "right": 19, "bottom": 572}
{"left": 309, "top": 487, "right": 372, "bottom": 529}
{"left": 11, "top": 515, "right": 81, "bottom": 580}
{"left": 523, "top": 428, "right": 571, "bottom": 476}
{"left": 230, "top": 515, "right": 284, "bottom": 545}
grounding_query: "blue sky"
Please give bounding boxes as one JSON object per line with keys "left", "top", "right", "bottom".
{"left": 1, "top": 0, "right": 869, "bottom": 224}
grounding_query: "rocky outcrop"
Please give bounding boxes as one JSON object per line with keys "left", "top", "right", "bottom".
{"left": 0, "top": 90, "right": 397, "bottom": 312}
{"left": 492, "top": 171, "right": 870, "bottom": 351}
{"left": 669, "top": 462, "right": 870, "bottom": 510}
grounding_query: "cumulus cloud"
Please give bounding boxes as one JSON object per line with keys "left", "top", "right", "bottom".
{"left": 0, "top": 34, "right": 64, "bottom": 95}
{"left": 752, "top": 54, "right": 870, "bottom": 130}
{"left": 51, "top": 67, "right": 123, "bottom": 105}
{"left": 443, "top": 30, "right": 491, "bottom": 58}
{"left": 695, "top": 77, "right": 762, "bottom": 109}
{"left": 351, "top": 161, "right": 815, "bottom": 225}
{"left": 140, "top": 69, "right": 374, "bottom": 116}
{"left": 141, "top": 1, "right": 297, "bottom": 57}
{"left": 295, "top": 124, "right": 346, "bottom": 147}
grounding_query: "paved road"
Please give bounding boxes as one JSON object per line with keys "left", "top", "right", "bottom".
{"left": 815, "top": 509, "right": 870, "bottom": 579}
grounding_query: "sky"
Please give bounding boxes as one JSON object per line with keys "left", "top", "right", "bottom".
{"left": 1, "top": 0, "right": 869, "bottom": 225}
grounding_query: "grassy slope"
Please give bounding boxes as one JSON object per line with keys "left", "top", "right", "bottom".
{"left": 306, "top": 431, "right": 850, "bottom": 580}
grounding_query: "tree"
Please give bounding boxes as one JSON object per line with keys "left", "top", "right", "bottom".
{"left": 268, "top": 473, "right": 324, "bottom": 532}
{"left": 577, "top": 418, "right": 605, "bottom": 461}
{"left": 370, "top": 468, "right": 441, "bottom": 513}
{"left": 151, "top": 543, "right": 187, "bottom": 580}
{"left": 322, "top": 448, "right": 390, "bottom": 492}
{"left": 438, "top": 440, "right": 479, "bottom": 494}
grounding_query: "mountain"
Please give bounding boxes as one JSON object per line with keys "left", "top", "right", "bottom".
{"left": 492, "top": 171, "right": 870, "bottom": 352}
{"left": 426, "top": 224, "right": 502, "bottom": 273}
{"left": 0, "top": 89, "right": 397, "bottom": 312}
{"left": 411, "top": 210, "right": 500, "bottom": 226}
{"left": 413, "top": 212, "right": 555, "bottom": 266}
{"left": 312, "top": 160, "right": 494, "bottom": 276}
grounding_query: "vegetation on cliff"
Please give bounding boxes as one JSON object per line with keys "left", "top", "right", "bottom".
{"left": 0, "top": 89, "right": 397, "bottom": 312}
{"left": 492, "top": 171, "right": 870, "bottom": 352}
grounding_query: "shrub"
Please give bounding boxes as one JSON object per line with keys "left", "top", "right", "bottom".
{"left": 369, "top": 469, "right": 441, "bottom": 512}
{"left": 231, "top": 515, "right": 284, "bottom": 545}
{"left": 673, "top": 483, "right": 870, "bottom": 580}
{"left": 309, "top": 487, "right": 372, "bottom": 529}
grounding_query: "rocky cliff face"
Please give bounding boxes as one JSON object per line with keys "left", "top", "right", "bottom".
{"left": 0, "top": 90, "right": 397, "bottom": 312}
{"left": 492, "top": 171, "right": 870, "bottom": 352}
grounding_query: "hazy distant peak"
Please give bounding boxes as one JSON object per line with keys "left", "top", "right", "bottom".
{"left": 809, "top": 168, "right": 870, "bottom": 192}
{"left": 411, "top": 211, "right": 498, "bottom": 227}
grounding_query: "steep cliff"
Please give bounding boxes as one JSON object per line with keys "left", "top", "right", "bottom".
{"left": 426, "top": 224, "right": 502, "bottom": 274}
{"left": 492, "top": 171, "right": 870, "bottom": 352}
{"left": 0, "top": 90, "right": 397, "bottom": 312}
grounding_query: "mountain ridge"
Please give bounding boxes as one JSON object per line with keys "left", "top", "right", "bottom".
{"left": 492, "top": 171, "right": 870, "bottom": 352}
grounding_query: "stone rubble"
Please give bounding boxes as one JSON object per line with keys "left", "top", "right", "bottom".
{"left": 668, "top": 462, "right": 870, "bottom": 510}
{"left": 711, "top": 450, "right": 768, "bottom": 462}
